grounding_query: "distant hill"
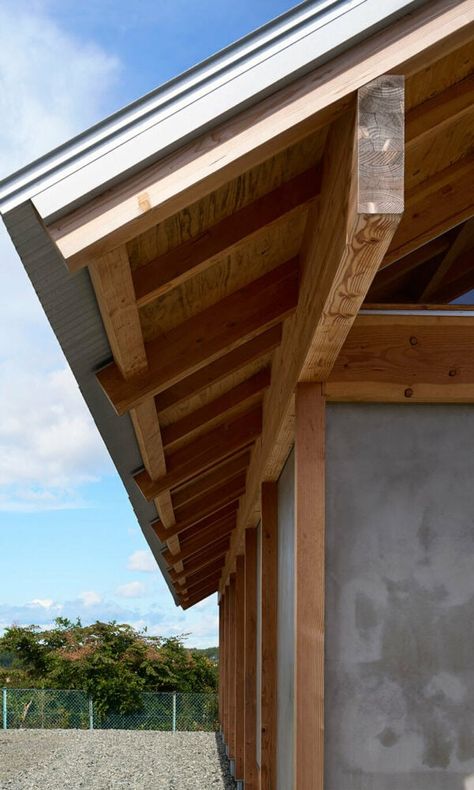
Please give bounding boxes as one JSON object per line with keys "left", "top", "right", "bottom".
{"left": 193, "top": 646, "right": 218, "bottom": 663}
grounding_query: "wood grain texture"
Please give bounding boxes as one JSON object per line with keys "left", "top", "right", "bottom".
{"left": 50, "top": 0, "right": 472, "bottom": 268}
{"left": 244, "top": 528, "right": 258, "bottom": 790}
{"left": 154, "top": 326, "right": 281, "bottom": 416}
{"left": 133, "top": 167, "right": 320, "bottom": 307}
{"left": 357, "top": 75, "right": 404, "bottom": 213}
{"left": 295, "top": 384, "right": 325, "bottom": 790}
{"left": 97, "top": 259, "right": 298, "bottom": 415}
{"left": 161, "top": 369, "right": 270, "bottom": 450}
{"left": 326, "top": 313, "right": 474, "bottom": 402}
{"left": 260, "top": 482, "right": 278, "bottom": 790}
{"left": 234, "top": 555, "right": 246, "bottom": 780}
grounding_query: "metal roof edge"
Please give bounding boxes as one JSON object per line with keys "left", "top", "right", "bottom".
{"left": 0, "top": 0, "right": 427, "bottom": 218}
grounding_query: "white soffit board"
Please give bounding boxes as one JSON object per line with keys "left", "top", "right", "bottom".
{"left": 0, "top": 0, "right": 425, "bottom": 219}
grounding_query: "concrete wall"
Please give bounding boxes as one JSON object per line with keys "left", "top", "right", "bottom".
{"left": 325, "top": 403, "right": 474, "bottom": 790}
{"left": 277, "top": 449, "right": 295, "bottom": 790}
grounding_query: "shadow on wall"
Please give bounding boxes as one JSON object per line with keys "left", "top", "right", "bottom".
{"left": 465, "top": 776, "right": 474, "bottom": 789}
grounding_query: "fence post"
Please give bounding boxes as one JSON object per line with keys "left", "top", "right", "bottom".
{"left": 89, "top": 698, "right": 94, "bottom": 731}
{"left": 172, "top": 692, "right": 177, "bottom": 732}
{"left": 2, "top": 688, "right": 7, "bottom": 730}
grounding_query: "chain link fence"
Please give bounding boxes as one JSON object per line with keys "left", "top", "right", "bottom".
{"left": 2, "top": 688, "right": 218, "bottom": 731}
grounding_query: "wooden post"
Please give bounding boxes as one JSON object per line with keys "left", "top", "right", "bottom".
{"left": 260, "top": 482, "right": 278, "bottom": 790}
{"left": 244, "top": 528, "right": 259, "bottom": 789}
{"left": 228, "top": 574, "right": 237, "bottom": 758}
{"left": 295, "top": 383, "right": 325, "bottom": 789}
{"left": 218, "top": 595, "right": 225, "bottom": 732}
{"left": 223, "top": 587, "right": 230, "bottom": 744}
{"left": 234, "top": 555, "right": 245, "bottom": 779}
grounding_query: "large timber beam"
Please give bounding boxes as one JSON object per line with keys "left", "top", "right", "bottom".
{"left": 49, "top": 0, "right": 471, "bottom": 269}
{"left": 97, "top": 259, "right": 298, "bottom": 415}
{"left": 221, "top": 72, "right": 405, "bottom": 586}
{"left": 326, "top": 311, "right": 474, "bottom": 402}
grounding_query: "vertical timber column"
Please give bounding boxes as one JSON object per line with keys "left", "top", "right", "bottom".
{"left": 235, "top": 555, "right": 246, "bottom": 780}
{"left": 219, "top": 596, "right": 225, "bottom": 732}
{"left": 295, "top": 384, "right": 325, "bottom": 789}
{"left": 260, "top": 482, "right": 278, "bottom": 790}
{"left": 244, "top": 528, "right": 259, "bottom": 790}
{"left": 224, "top": 587, "right": 231, "bottom": 745}
{"left": 228, "top": 574, "right": 237, "bottom": 759}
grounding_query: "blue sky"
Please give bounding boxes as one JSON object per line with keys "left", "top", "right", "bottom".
{"left": 0, "top": 0, "right": 292, "bottom": 647}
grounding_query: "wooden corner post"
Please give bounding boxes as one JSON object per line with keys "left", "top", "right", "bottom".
{"left": 227, "top": 574, "right": 237, "bottom": 758}
{"left": 244, "top": 528, "right": 258, "bottom": 789}
{"left": 294, "top": 73, "right": 404, "bottom": 789}
{"left": 260, "top": 481, "right": 278, "bottom": 790}
{"left": 295, "top": 384, "right": 326, "bottom": 790}
{"left": 234, "top": 555, "right": 246, "bottom": 780}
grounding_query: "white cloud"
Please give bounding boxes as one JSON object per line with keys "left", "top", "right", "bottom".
{"left": 0, "top": 3, "right": 119, "bottom": 511}
{"left": 28, "top": 599, "right": 56, "bottom": 610}
{"left": 79, "top": 591, "right": 102, "bottom": 607}
{"left": 116, "top": 581, "right": 146, "bottom": 599}
{"left": 127, "top": 550, "right": 157, "bottom": 573}
{"left": 0, "top": 592, "right": 219, "bottom": 647}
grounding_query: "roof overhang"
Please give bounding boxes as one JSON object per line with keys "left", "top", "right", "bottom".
{"left": 1, "top": 0, "right": 473, "bottom": 607}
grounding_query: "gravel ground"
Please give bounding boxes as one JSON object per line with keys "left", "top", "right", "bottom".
{"left": 0, "top": 730, "right": 236, "bottom": 789}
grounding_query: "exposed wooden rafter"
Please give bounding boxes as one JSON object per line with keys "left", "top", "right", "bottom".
{"left": 161, "top": 370, "right": 270, "bottom": 450}
{"left": 154, "top": 326, "right": 281, "bottom": 414}
{"left": 152, "top": 473, "right": 247, "bottom": 541}
{"left": 133, "top": 168, "right": 320, "bottom": 307}
{"left": 97, "top": 259, "right": 298, "bottom": 415}
{"left": 135, "top": 405, "right": 262, "bottom": 499}
{"left": 418, "top": 218, "right": 474, "bottom": 302}
{"left": 171, "top": 451, "right": 251, "bottom": 509}
{"left": 88, "top": 248, "right": 181, "bottom": 558}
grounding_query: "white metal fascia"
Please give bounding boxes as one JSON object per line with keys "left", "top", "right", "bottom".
{"left": 0, "top": 0, "right": 425, "bottom": 219}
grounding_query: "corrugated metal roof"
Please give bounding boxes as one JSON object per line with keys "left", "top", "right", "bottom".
{"left": 0, "top": 0, "right": 426, "bottom": 220}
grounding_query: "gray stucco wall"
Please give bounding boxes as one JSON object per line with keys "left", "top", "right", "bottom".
{"left": 277, "top": 449, "right": 295, "bottom": 790}
{"left": 326, "top": 403, "right": 474, "bottom": 790}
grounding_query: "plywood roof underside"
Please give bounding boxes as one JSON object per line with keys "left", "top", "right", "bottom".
{"left": 37, "top": 7, "right": 474, "bottom": 607}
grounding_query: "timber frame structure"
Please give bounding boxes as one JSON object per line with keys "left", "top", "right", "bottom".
{"left": 1, "top": 0, "right": 474, "bottom": 786}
